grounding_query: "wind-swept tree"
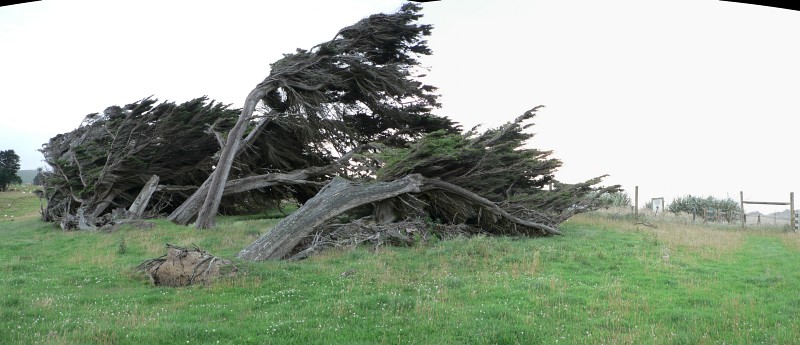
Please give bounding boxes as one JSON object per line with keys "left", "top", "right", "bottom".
{"left": 188, "top": 3, "right": 453, "bottom": 229}
{"left": 237, "top": 107, "right": 620, "bottom": 260}
{"left": 41, "top": 3, "right": 620, "bottom": 261}
{"left": 40, "top": 97, "right": 239, "bottom": 227}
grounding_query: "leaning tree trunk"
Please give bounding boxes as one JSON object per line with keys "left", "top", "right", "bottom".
{"left": 237, "top": 174, "right": 561, "bottom": 261}
{"left": 167, "top": 178, "right": 212, "bottom": 225}
{"left": 169, "top": 170, "right": 325, "bottom": 225}
{"left": 127, "top": 174, "right": 160, "bottom": 219}
{"left": 194, "top": 87, "right": 272, "bottom": 229}
{"left": 237, "top": 175, "right": 426, "bottom": 261}
{"left": 169, "top": 146, "right": 360, "bottom": 225}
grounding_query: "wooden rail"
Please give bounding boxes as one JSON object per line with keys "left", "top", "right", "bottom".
{"left": 740, "top": 191, "right": 795, "bottom": 230}
{"left": 742, "top": 201, "right": 790, "bottom": 206}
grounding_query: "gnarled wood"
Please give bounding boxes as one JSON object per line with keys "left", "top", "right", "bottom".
{"left": 169, "top": 147, "right": 362, "bottom": 225}
{"left": 237, "top": 174, "right": 561, "bottom": 261}
{"left": 195, "top": 87, "right": 272, "bottom": 229}
{"left": 128, "top": 174, "right": 160, "bottom": 219}
{"left": 237, "top": 175, "right": 426, "bottom": 261}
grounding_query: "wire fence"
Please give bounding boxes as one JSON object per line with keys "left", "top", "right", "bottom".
{"left": 595, "top": 205, "right": 797, "bottom": 230}
{"left": 605, "top": 188, "right": 798, "bottom": 231}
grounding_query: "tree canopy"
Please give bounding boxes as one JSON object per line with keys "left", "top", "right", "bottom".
{"left": 40, "top": 97, "right": 239, "bottom": 223}
{"left": 0, "top": 150, "right": 22, "bottom": 192}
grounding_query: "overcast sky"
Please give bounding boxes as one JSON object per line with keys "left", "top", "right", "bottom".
{"left": 1, "top": 0, "right": 798, "bottom": 213}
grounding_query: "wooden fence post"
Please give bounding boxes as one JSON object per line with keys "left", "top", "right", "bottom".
{"left": 635, "top": 186, "right": 639, "bottom": 220}
{"left": 791, "top": 192, "right": 795, "bottom": 231}
{"left": 740, "top": 191, "right": 744, "bottom": 229}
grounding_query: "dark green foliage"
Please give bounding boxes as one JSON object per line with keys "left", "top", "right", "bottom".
{"left": 40, "top": 97, "right": 239, "bottom": 220}
{"left": 41, "top": 4, "right": 461, "bottom": 225}
{"left": 379, "top": 107, "right": 560, "bottom": 200}
{"left": 180, "top": 3, "right": 462, "bottom": 228}
{"left": 255, "top": 2, "right": 456, "bottom": 151}
{"left": 0, "top": 150, "right": 22, "bottom": 192}
{"left": 210, "top": 3, "right": 459, "bottom": 213}
{"left": 375, "top": 107, "right": 621, "bottom": 231}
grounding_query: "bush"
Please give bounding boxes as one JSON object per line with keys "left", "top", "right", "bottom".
{"left": 598, "top": 191, "right": 631, "bottom": 207}
{"left": 668, "top": 195, "right": 740, "bottom": 222}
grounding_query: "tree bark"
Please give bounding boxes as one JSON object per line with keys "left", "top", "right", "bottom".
{"left": 87, "top": 190, "right": 120, "bottom": 219}
{"left": 169, "top": 145, "right": 361, "bottom": 226}
{"left": 167, "top": 178, "right": 212, "bottom": 225}
{"left": 237, "top": 174, "right": 426, "bottom": 261}
{"left": 237, "top": 174, "right": 561, "bottom": 261}
{"left": 194, "top": 87, "right": 271, "bottom": 229}
{"left": 168, "top": 171, "right": 325, "bottom": 226}
{"left": 128, "top": 174, "right": 160, "bottom": 219}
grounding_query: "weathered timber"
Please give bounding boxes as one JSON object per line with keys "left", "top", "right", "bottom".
{"left": 237, "top": 175, "right": 426, "bottom": 261}
{"left": 127, "top": 175, "right": 160, "bottom": 219}
{"left": 167, "top": 177, "right": 213, "bottom": 225}
{"left": 195, "top": 87, "right": 272, "bottom": 229}
{"left": 237, "top": 174, "right": 561, "bottom": 261}
{"left": 169, "top": 147, "right": 361, "bottom": 225}
{"left": 423, "top": 179, "right": 562, "bottom": 236}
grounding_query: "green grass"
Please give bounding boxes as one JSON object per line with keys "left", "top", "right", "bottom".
{"left": 2, "top": 187, "right": 800, "bottom": 344}
{"left": 0, "top": 184, "right": 42, "bottom": 219}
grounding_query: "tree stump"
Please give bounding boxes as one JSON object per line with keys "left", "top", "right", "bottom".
{"left": 136, "top": 244, "right": 237, "bottom": 287}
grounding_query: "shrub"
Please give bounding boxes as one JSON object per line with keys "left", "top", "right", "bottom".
{"left": 668, "top": 195, "right": 740, "bottom": 222}
{"left": 598, "top": 191, "right": 631, "bottom": 207}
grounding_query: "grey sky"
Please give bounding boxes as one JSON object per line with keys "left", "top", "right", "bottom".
{"left": 1, "top": 0, "right": 798, "bottom": 213}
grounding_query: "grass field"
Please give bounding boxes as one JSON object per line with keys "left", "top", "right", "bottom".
{"left": 2, "top": 185, "right": 800, "bottom": 344}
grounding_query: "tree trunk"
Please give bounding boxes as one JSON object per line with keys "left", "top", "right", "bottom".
{"left": 237, "top": 174, "right": 426, "bottom": 261}
{"left": 169, "top": 145, "right": 360, "bottom": 226}
{"left": 168, "top": 171, "right": 325, "bottom": 225}
{"left": 194, "top": 87, "right": 271, "bottom": 229}
{"left": 167, "top": 178, "right": 212, "bottom": 225}
{"left": 87, "top": 190, "right": 120, "bottom": 219}
{"left": 128, "top": 174, "right": 160, "bottom": 219}
{"left": 237, "top": 174, "right": 563, "bottom": 261}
